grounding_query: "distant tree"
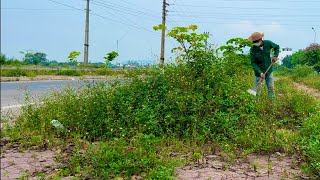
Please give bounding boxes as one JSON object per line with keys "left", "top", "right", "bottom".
{"left": 1, "top": 53, "right": 23, "bottom": 66}
{"left": 281, "top": 55, "right": 291, "bottom": 68}
{"left": 104, "top": 51, "right": 119, "bottom": 64}
{"left": 0, "top": 53, "right": 6, "bottom": 65}
{"left": 304, "top": 43, "right": 320, "bottom": 72}
{"left": 21, "top": 51, "right": 48, "bottom": 65}
{"left": 68, "top": 51, "right": 81, "bottom": 66}
{"left": 282, "top": 50, "right": 305, "bottom": 69}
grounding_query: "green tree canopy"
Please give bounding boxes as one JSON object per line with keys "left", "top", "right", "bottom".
{"left": 21, "top": 51, "right": 47, "bottom": 65}
{"left": 68, "top": 51, "right": 81, "bottom": 66}
{"left": 304, "top": 43, "right": 320, "bottom": 72}
{"left": 104, "top": 51, "right": 119, "bottom": 64}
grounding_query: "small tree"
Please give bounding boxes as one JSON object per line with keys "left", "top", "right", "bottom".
{"left": 217, "top": 38, "right": 252, "bottom": 56}
{"left": 68, "top": 51, "right": 81, "bottom": 66}
{"left": 304, "top": 43, "right": 320, "bottom": 72}
{"left": 0, "top": 53, "right": 6, "bottom": 65}
{"left": 103, "top": 51, "right": 119, "bottom": 64}
{"left": 154, "top": 24, "right": 208, "bottom": 62}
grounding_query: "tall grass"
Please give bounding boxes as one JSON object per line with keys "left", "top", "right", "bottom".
{"left": 275, "top": 64, "right": 320, "bottom": 91}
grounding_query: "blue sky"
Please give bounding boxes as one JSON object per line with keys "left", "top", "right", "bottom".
{"left": 1, "top": 0, "right": 319, "bottom": 64}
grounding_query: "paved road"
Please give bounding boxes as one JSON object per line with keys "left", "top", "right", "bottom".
{"left": 1, "top": 79, "right": 102, "bottom": 110}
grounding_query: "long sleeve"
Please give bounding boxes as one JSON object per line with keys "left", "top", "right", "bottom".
{"left": 250, "top": 48, "right": 263, "bottom": 75}
{"left": 270, "top": 41, "right": 280, "bottom": 57}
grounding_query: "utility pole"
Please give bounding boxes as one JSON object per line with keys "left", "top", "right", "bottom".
{"left": 160, "top": 0, "right": 167, "bottom": 67}
{"left": 312, "top": 27, "right": 316, "bottom": 43}
{"left": 83, "top": 0, "right": 90, "bottom": 64}
{"left": 117, "top": 40, "right": 119, "bottom": 53}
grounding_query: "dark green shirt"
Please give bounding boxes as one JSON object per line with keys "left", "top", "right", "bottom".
{"left": 250, "top": 40, "right": 280, "bottom": 77}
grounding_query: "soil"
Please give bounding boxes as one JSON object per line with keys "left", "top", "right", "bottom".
{"left": 1, "top": 146, "right": 307, "bottom": 180}
{"left": 1, "top": 147, "right": 56, "bottom": 179}
{"left": 176, "top": 153, "right": 307, "bottom": 180}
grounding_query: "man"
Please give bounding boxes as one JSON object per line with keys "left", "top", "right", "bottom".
{"left": 248, "top": 32, "right": 280, "bottom": 98}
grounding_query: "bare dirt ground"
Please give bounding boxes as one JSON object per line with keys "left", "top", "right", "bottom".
{"left": 1, "top": 147, "right": 306, "bottom": 180}
{"left": 1, "top": 147, "right": 56, "bottom": 179}
{"left": 176, "top": 153, "right": 307, "bottom": 180}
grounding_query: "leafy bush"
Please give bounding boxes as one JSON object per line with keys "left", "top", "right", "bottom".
{"left": 0, "top": 53, "right": 24, "bottom": 66}
{"left": 290, "top": 64, "right": 315, "bottom": 79}
{"left": 299, "top": 112, "right": 320, "bottom": 175}
{"left": 56, "top": 69, "right": 82, "bottom": 76}
{"left": 304, "top": 43, "right": 320, "bottom": 72}
{"left": 68, "top": 134, "right": 177, "bottom": 179}
{"left": 0, "top": 67, "right": 28, "bottom": 76}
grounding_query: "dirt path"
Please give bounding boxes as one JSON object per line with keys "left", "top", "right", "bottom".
{"left": 292, "top": 82, "right": 320, "bottom": 100}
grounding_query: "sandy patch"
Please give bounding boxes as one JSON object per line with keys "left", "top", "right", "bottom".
{"left": 1, "top": 148, "right": 56, "bottom": 179}
{"left": 176, "top": 153, "right": 307, "bottom": 180}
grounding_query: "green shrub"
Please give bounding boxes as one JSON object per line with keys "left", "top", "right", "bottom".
{"left": 291, "top": 64, "right": 315, "bottom": 79}
{"left": 68, "top": 134, "right": 176, "bottom": 179}
{"left": 299, "top": 111, "right": 320, "bottom": 175}
{"left": 0, "top": 67, "right": 28, "bottom": 76}
{"left": 56, "top": 69, "right": 81, "bottom": 76}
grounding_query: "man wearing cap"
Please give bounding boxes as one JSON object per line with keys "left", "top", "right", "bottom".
{"left": 248, "top": 32, "right": 280, "bottom": 98}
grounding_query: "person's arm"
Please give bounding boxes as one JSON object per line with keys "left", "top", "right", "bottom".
{"left": 270, "top": 41, "right": 280, "bottom": 62}
{"left": 250, "top": 49, "right": 263, "bottom": 76}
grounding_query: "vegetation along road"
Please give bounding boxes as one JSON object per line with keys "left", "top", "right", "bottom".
{"left": 1, "top": 25, "right": 319, "bottom": 179}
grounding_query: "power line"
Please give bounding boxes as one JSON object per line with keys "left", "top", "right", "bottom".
{"left": 47, "top": 0, "right": 156, "bottom": 33}
{"left": 93, "top": 0, "right": 159, "bottom": 17}
{"left": 169, "top": 4, "right": 320, "bottom": 11}
{"left": 1, "top": 8, "right": 78, "bottom": 11}
{"left": 47, "top": 0, "right": 84, "bottom": 11}
{"left": 92, "top": 1, "right": 159, "bottom": 22}
{"left": 91, "top": 1, "right": 158, "bottom": 33}
{"left": 90, "top": 12, "right": 154, "bottom": 32}
{"left": 168, "top": 20, "right": 319, "bottom": 27}
{"left": 169, "top": 12, "right": 320, "bottom": 17}
{"left": 215, "top": 0, "right": 320, "bottom": 2}
{"left": 116, "top": 0, "right": 158, "bottom": 14}
{"left": 169, "top": 16, "right": 320, "bottom": 23}
{"left": 91, "top": 1, "right": 144, "bottom": 28}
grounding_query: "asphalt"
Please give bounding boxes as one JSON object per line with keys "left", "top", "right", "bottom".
{"left": 1, "top": 79, "right": 105, "bottom": 114}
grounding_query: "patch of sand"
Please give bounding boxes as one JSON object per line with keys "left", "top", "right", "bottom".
{"left": 1, "top": 148, "right": 56, "bottom": 179}
{"left": 176, "top": 153, "right": 307, "bottom": 180}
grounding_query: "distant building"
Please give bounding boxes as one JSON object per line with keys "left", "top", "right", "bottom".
{"left": 278, "top": 47, "right": 293, "bottom": 65}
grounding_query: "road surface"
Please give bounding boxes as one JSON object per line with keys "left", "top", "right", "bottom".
{"left": 1, "top": 79, "right": 103, "bottom": 112}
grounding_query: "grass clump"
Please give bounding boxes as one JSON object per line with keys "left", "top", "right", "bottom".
{"left": 68, "top": 134, "right": 180, "bottom": 179}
